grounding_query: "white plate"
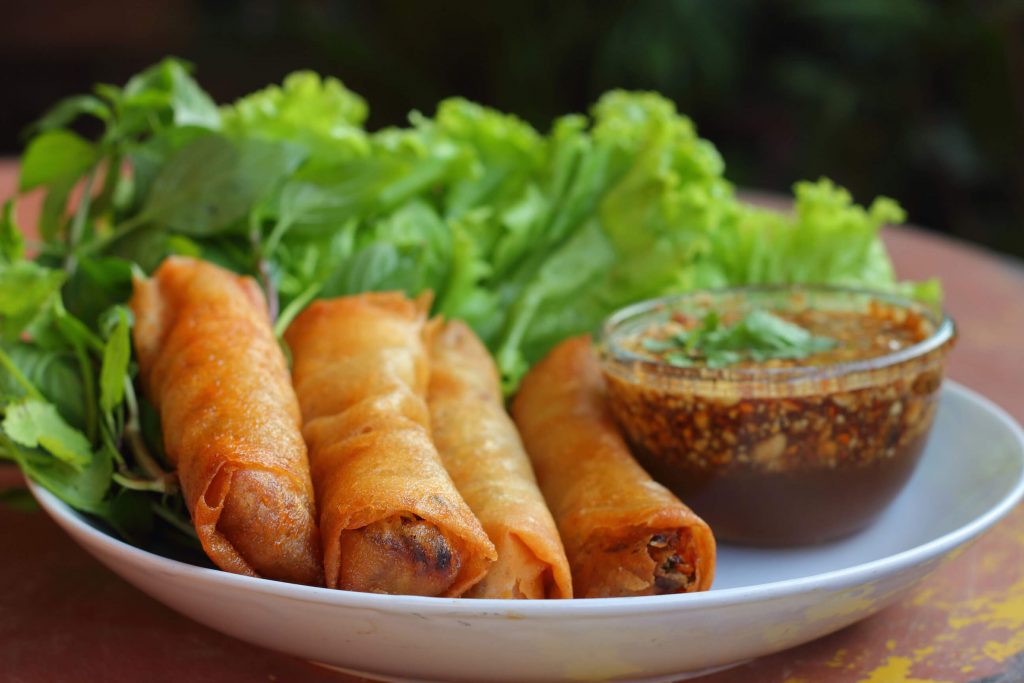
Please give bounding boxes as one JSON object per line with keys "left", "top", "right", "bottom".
{"left": 29, "top": 381, "right": 1024, "bottom": 683}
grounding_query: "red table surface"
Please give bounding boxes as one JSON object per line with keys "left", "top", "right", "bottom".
{"left": 2, "top": 164, "right": 1023, "bottom": 683}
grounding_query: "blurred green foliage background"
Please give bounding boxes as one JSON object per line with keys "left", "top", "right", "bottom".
{"left": 4, "top": 0, "right": 1022, "bottom": 257}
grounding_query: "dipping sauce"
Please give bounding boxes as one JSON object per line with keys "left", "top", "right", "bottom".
{"left": 599, "top": 286, "right": 955, "bottom": 545}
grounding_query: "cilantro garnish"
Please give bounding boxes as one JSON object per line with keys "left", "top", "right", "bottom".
{"left": 642, "top": 309, "right": 838, "bottom": 368}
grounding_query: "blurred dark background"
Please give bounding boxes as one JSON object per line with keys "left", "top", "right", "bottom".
{"left": 3, "top": 0, "right": 1022, "bottom": 258}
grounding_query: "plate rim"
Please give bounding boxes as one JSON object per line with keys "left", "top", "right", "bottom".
{"left": 28, "top": 378, "right": 1024, "bottom": 619}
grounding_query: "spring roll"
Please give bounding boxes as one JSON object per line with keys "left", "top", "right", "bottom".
{"left": 427, "top": 320, "right": 573, "bottom": 599}
{"left": 512, "top": 335, "right": 715, "bottom": 598}
{"left": 131, "top": 256, "right": 322, "bottom": 585}
{"left": 284, "top": 293, "right": 496, "bottom": 595}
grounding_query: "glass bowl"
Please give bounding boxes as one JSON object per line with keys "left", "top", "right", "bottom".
{"left": 598, "top": 285, "right": 956, "bottom": 546}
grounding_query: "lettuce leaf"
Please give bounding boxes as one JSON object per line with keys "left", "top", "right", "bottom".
{"left": 221, "top": 72, "right": 369, "bottom": 162}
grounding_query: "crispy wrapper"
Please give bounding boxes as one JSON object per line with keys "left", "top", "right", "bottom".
{"left": 428, "top": 321, "right": 573, "bottom": 599}
{"left": 130, "top": 256, "right": 322, "bottom": 585}
{"left": 284, "top": 293, "right": 496, "bottom": 596}
{"left": 512, "top": 335, "right": 716, "bottom": 598}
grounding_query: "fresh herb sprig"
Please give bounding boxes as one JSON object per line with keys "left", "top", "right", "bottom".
{"left": 643, "top": 310, "right": 838, "bottom": 368}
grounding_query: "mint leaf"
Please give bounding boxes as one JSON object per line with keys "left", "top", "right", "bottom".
{"left": 99, "top": 307, "right": 131, "bottom": 413}
{"left": 3, "top": 399, "right": 92, "bottom": 469}
{"left": 19, "top": 130, "right": 98, "bottom": 192}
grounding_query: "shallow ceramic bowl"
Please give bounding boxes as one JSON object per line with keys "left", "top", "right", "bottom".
{"left": 30, "top": 381, "right": 1024, "bottom": 683}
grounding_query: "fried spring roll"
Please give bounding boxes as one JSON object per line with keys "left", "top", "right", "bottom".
{"left": 284, "top": 293, "right": 496, "bottom": 595}
{"left": 512, "top": 336, "right": 716, "bottom": 598}
{"left": 131, "top": 256, "right": 322, "bottom": 585}
{"left": 427, "top": 321, "right": 573, "bottom": 599}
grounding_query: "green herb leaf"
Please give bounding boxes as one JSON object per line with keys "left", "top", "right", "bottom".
{"left": 0, "top": 343, "right": 86, "bottom": 428}
{"left": 99, "top": 307, "right": 132, "bottom": 413}
{"left": 3, "top": 399, "right": 92, "bottom": 469}
{"left": 0, "top": 261, "right": 66, "bottom": 340}
{"left": 646, "top": 309, "right": 838, "bottom": 367}
{"left": 12, "top": 438, "right": 112, "bottom": 513}
{"left": 105, "top": 58, "right": 221, "bottom": 139}
{"left": 18, "top": 130, "right": 99, "bottom": 192}
{"left": 0, "top": 199, "right": 25, "bottom": 263}
{"left": 63, "top": 256, "right": 135, "bottom": 331}
{"left": 141, "top": 134, "right": 304, "bottom": 235}
{"left": 38, "top": 175, "right": 77, "bottom": 241}
{"left": 221, "top": 71, "right": 368, "bottom": 160}
{"left": 27, "top": 94, "right": 111, "bottom": 134}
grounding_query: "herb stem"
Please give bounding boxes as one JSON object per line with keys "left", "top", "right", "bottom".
{"left": 70, "top": 342, "right": 98, "bottom": 444}
{"left": 257, "top": 257, "right": 278, "bottom": 322}
{"left": 249, "top": 218, "right": 278, "bottom": 322}
{"left": 122, "top": 378, "right": 177, "bottom": 494}
{"left": 63, "top": 169, "right": 97, "bottom": 274}
{"left": 151, "top": 500, "right": 197, "bottom": 538}
{"left": 262, "top": 217, "right": 290, "bottom": 260}
{"left": 93, "top": 151, "right": 123, "bottom": 215}
{"left": 273, "top": 281, "right": 322, "bottom": 338}
{"left": 112, "top": 472, "right": 173, "bottom": 493}
{"left": 77, "top": 212, "right": 148, "bottom": 258}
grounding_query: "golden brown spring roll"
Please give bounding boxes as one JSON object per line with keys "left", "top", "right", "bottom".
{"left": 131, "top": 256, "right": 322, "bottom": 585}
{"left": 284, "top": 293, "right": 496, "bottom": 595}
{"left": 427, "top": 320, "right": 573, "bottom": 599}
{"left": 512, "top": 335, "right": 716, "bottom": 598}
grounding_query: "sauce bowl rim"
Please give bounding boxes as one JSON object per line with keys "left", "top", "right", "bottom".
{"left": 598, "top": 284, "right": 955, "bottom": 384}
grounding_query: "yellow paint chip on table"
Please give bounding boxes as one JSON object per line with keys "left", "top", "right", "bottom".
{"left": 857, "top": 656, "right": 950, "bottom": 683}
{"left": 947, "top": 576, "right": 1024, "bottom": 632}
{"left": 826, "top": 647, "right": 848, "bottom": 668}
{"left": 982, "top": 632, "right": 1024, "bottom": 664}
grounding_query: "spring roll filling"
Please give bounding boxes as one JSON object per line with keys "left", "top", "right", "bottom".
{"left": 648, "top": 530, "right": 697, "bottom": 594}
{"left": 576, "top": 526, "right": 699, "bottom": 597}
{"left": 336, "top": 513, "right": 462, "bottom": 595}
{"left": 210, "top": 467, "right": 321, "bottom": 584}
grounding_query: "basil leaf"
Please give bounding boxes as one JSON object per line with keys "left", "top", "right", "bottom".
{"left": 141, "top": 134, "right": 304, "bottom": 235}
